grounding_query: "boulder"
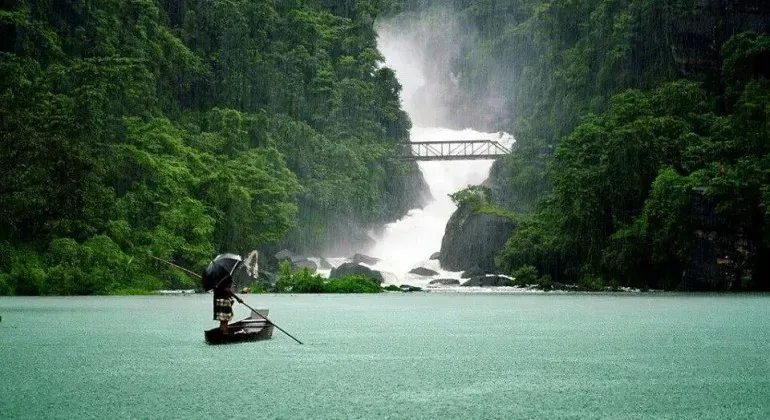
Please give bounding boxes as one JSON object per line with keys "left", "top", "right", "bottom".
{"left": 461, "top": 275, "right": 514, "bottom": 287}
{"left": 330, "top": 262, "right": 384, "bottom": 284}
{"left": 274, "top": 249, "right": 294, "bottom": 262}
{"left": 409, "top": 267, "right": 439, "bottom": 276}
{"left": 429, "top": 252, "right": 441, "bottom": 260}
{"left": 348, "top": 253, "right": 380, "bottom": 266}
{"left": 460, "top": 266, "right": 486, "bottom": 279}
{"left": 429, "top": 278, "right": 461, "bottom": 286}
{"left": 292, "top": 259, "right": 318, "bottom": 273}
{"left": 400, "top": 284, "right": 423, "bottom": 292}
{"left": 439, "top": 203, "right": 516, "bottom": 272}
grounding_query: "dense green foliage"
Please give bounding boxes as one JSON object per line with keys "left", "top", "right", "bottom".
{"left": 386, "top": 1, "right": 770, "bottom": 290}
{"left": 450, "top": 185, "right": 515, "bottom": 221}
{"left": 323, "top": 275, "right": 382, "bottom": 293}
{"left": 498, "top": 33, "right": 770, "bottom": 291}
{"left": 449, "top": 186, "right": 490, "bottom": 211}
{"left": 275, "top": 261, "right": 381, "bottom": 293}
{"left": 276, "top": 261, "right": 325, "bottom": 293}
{"left": 3, "top": 0, "right": 768, "bottom": 294}
{"left": 0, "top": 0, "right": 417, "bottom": 295}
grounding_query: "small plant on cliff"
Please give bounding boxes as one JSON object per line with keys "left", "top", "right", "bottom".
{"left": 450, "top": 186, "right": 490, "bottom": 210}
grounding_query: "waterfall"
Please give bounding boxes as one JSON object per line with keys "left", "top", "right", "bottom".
{"left": 358, "top": 19, "right": 515, "bottom": 287}
{"left": 367, "top": 128, "right": 514, "bottom": 286}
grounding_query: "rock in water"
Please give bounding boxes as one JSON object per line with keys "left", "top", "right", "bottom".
{"left": 439, "top": 203, "right": 516, "bottom": 272}
{"left": 287, "top": 254, "right": 318, "bottom": 273}
{"left": 460, "top": 266, "right": 485, "bottom": 279}
{"left": 429, "top": 252, "right": 441, "bottom": 260}
{"left": 330, "top": 262, "right": 384, "bottom": 284}
{"left": 409, "top": 267, "right": 439, "bottom": 276}
{"left": 348, "top": 253, "right": 380, "bottom": 266}
{"left": 429, "top": 279, "right": 460, "bottom": 286}
{"left": 461, "top": 275, "right": 514, "bottom": 287}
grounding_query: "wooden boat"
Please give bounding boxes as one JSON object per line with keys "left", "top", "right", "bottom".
{"left": 205, "top": 309, "right": 274, "bottom": 345}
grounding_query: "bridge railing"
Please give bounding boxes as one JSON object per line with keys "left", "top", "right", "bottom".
{"left": 395, "top": 140, "right": 513, "bottom": 161}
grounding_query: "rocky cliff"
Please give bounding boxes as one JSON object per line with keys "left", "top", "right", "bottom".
{"left": 439, "top": 203, "right": 516, "bottom": 272}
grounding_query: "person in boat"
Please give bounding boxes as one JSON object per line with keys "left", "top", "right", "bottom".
{"left": 213, "top": 278, "right": 243, "bottom": 334}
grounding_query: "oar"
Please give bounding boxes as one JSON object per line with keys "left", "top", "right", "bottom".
{"left": 232, "top": 293, "right": 304, "bottom": 345}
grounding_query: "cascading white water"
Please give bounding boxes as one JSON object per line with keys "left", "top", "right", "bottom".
{"left": 359, "top": 18, "right": 515, "bottom": 287}
{"left": 367, "top": 128, "right": 514, "bottom": 286}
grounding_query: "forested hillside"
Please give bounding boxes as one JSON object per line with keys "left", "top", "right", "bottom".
{"left": 3, "top": 0, "right": 769, "bottom": 294}
{"left": 386, "top": 0, "right": 770, "bottom": 290}
{"left": 0, "top": 0, "right": 424, "bottom": 295}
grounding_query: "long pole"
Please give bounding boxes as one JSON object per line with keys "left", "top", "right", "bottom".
{"left": 146, "top": 254, "right": 203, "bottom": 279}
{"left": 233, "top": 293, "right": 303, "bottom": 345}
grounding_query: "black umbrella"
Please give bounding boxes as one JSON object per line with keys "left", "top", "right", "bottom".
{"left": 202, "top": 253, "right": 243, "bottom": 291}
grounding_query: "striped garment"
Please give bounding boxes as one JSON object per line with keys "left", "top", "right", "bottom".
{"left": 213, "top": 289, "right": 234, "bottom": 321}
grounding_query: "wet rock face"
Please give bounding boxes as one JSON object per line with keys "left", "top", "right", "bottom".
{"left": 274, "top": 250, "right": 318, "bottom": 273}
{"left": 679, "top": 188, "right": 755, "bottom": 291}
{"left": 460, "top": 266, "right": 486, "bottom": 279}
{"left": 680, "top": 233, "right": 731, "bottom": 291}
{"left": 348, "top": 253, "right": 380, "bottom": 266}
{"left": 667, "top": 1, "right": 770, "bottom": 74}
{"left": 439, "top": 203, "right": 516, "bottom": 272}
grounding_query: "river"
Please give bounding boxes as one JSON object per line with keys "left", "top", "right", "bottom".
{"left": 2, "top": 294, "right": 769, "bottom": 419}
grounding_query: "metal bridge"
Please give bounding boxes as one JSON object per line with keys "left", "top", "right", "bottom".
{"left": 395, "top": 140, "right": 513, "bottom": 161}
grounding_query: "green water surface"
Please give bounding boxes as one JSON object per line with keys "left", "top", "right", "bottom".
{"left": 1, "top": 293, "right": 769, "bottom": 419}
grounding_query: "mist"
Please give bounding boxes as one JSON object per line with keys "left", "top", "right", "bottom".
{"left": 376, "top": 6, "right": 511, "bottom": 130}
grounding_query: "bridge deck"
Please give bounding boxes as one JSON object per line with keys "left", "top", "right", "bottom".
{"left": 396, "top": 140, "right": 512, "bottom": 161}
